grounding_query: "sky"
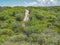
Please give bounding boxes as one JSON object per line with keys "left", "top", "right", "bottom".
{"left": 0, "top": 0, "right": 60, "bottom": 6}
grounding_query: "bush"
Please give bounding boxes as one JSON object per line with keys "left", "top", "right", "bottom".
{"left": 0, "top": 29, "right": 14, "bottom": 36}
{"left": 8, "top": 33, "right": 27, "bottom": 42}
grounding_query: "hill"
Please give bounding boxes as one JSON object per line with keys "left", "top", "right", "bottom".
{"left": 0, "top": 6, "right": 60, "bottom": 45}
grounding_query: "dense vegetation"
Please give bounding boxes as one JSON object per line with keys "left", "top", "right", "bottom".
{"left": 0, "top": 6, "right": 60, "bottom": 45}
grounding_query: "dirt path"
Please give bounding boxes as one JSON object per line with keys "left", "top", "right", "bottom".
{"left": 22, "top": 9, "right": 29, "bottom": 27}
{"left": 23, "top": 9, "right": 29, "bottom": 21}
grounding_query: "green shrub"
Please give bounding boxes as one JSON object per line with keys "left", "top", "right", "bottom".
{"left": 0, "top": 29, "right": 14, "bottom": 36}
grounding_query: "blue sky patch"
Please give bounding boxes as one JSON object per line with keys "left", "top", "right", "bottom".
{"left": 0, "top": 0, "right": 60, "bottom": 6}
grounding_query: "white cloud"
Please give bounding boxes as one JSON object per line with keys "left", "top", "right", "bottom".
{"left": 24, "top": 1, "right": 37, "bottom": 6}
{"left": 37, "top": 0, "right": 60, "bottom": 6}
{"left": 37, "top": 0, "right": 46, "bottom": 6}
{"left": 37, "top": 0, "right": 45, "bottom": 2}
{"left": 23, "top": 0, "right": 60, "bottom": 6}
{"left": 50, "top": 0, "right": 54, "bottom": 2}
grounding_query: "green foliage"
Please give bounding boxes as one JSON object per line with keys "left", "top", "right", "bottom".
{"left": 8, "top": 34, "right": 27, "bottom": 42}
{"left": 0, "top": 35, "right": 9, "bottom": 45}
{"left": 0, "top": 29, "right": 14, "bottom": 36}
{"left": 0, "top": 6, "right": 60, "bottom": 45}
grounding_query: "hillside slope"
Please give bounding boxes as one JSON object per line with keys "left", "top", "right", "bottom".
{"left": 0, "top": 6, "right": 60, "bottom": 45}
